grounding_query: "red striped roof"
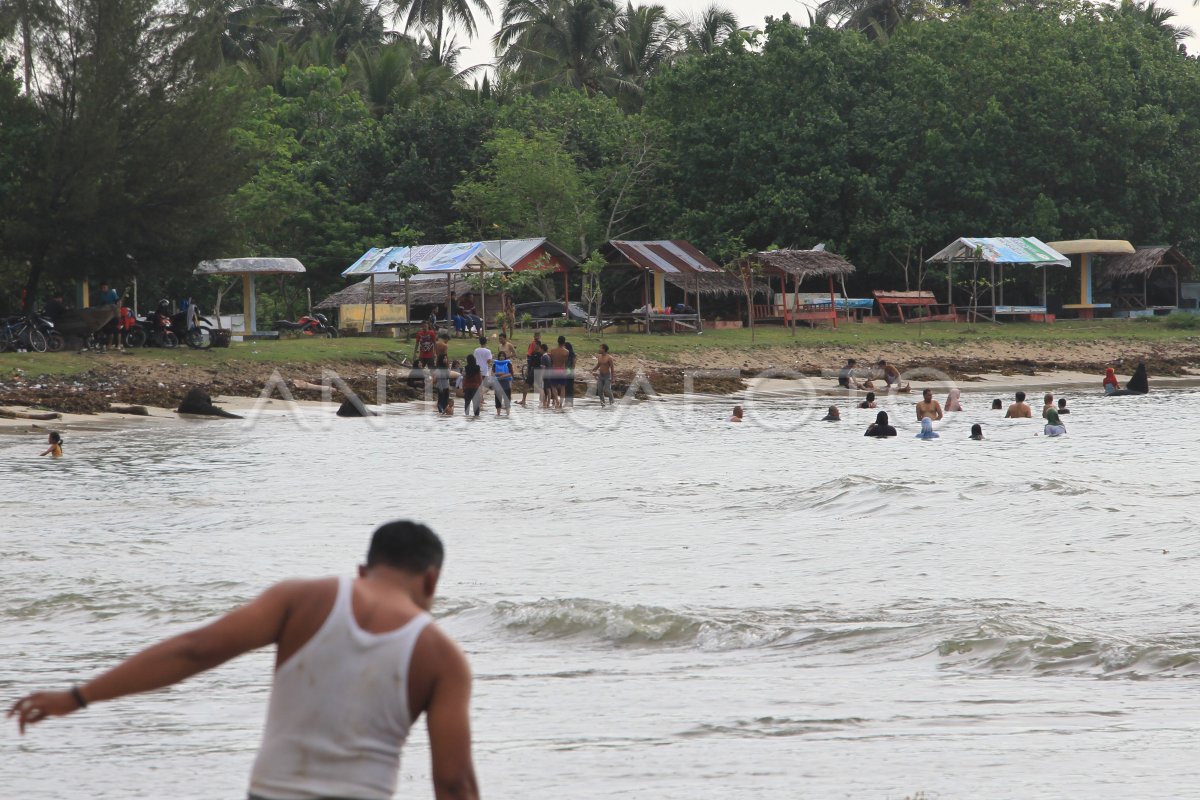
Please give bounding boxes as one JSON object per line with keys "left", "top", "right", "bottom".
{"left": 606, "top": 240, "right": 722, "bottom": 274}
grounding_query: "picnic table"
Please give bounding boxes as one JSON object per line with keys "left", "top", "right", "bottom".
{"left": 873, "top": 290, "right": 959, "bottom": 322}
{"left": 608, "top": 311, "right": 702, "bottom": 334}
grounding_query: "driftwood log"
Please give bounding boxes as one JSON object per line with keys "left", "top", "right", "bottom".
{"left": 0, "top": 408, "right": 62, "bottom": 421}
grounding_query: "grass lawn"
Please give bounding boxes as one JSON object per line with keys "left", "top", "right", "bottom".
{"left": 2, "top": 316, "right": 1198, "bottom": 378}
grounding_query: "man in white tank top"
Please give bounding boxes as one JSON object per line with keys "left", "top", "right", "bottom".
{"left": 8, "top": 521, "right": 479, "bottom": 800}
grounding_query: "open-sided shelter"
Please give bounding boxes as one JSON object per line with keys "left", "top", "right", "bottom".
{"left": 1044, "top": 239, "right": 1135, "bottom": 318}
{"left": 926, "top": 237, "right": 1068, "bottom": 322}
{"left": 1101, "top": 245, "right": 1194, "bottom": 312}
{"left": 738, "top": 249, "right": 857, "bottom": 330}
{"left": 602, "top": 240, "right": 766, "bottom": 331}
{"left": 341, "top": 242, "right": 509, "bottom": 331}
{"left": 194, "top": 257, "right": 306, "bottom": 337}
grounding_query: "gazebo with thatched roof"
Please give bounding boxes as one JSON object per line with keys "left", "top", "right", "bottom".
{"left": 1101, "top": 245, "right": 1194, "bottom": 312}
{"left": 737, "top": 248, "right": 858, "bottom": 331}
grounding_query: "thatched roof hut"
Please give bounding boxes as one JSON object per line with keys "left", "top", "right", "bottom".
{"left": 739, "top": 249, "right": 857, "bottom": 281}
{"left": 1101, "top": 245, "right": 1193, "bottom": 310}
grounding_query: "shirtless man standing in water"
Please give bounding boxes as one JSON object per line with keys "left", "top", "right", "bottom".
{"left": 1006, "top": 390, "right": 1033, "bottom": 418}
{"left": 593, "top": 343, "right": 616, "bottom": 406}
{"left": 915, "top": 388, "right": 944, "bottom": 422}
{"left": 9, "top": 521, "right": 479, "bottom": 800}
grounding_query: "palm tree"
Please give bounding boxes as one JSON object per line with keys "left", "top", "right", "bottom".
{"left": 289, "top": 0, "right": 387, "bottom": 63}
{"left": 393, "top": 0, "right": 494, "bottom": 42}
{"left": 1117, "top": 0, "right": 1193, "bottom": 42}
{"left": 160, "top": 0, "right": 283, "bottom": 73}
{"left": 495, "top": 0, "right": 627, "bottom": 96}
{"left": 671, "top": 3, "right": 738, "bottom": 54}
{"left": 816, "top": 0, "right": 923, "bottom": 39}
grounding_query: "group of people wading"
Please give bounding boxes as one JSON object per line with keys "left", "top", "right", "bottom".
{"left": 411, "top": 323, "right": 617, "bottom": 417}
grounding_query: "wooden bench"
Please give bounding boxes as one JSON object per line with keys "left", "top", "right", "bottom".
{"left": 753, "top": 301, "right": 837, "bottom": 326}
{"left": 872, "top": 290, "right": 959, "bottom": 323}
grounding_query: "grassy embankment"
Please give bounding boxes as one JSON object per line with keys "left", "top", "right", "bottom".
{"left": 2, "top": 316, "right": 1199, "bottom": 379}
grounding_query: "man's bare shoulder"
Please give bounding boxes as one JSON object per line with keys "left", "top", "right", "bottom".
{"left": 416, "top": 621, "right": 469, "bottom": 670}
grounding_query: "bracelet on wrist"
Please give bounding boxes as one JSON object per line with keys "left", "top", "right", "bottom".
{"left": 70, "top": 686, "right": 88, "bottom": 709}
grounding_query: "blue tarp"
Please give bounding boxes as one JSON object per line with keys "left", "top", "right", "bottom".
{"left": 342, "top": 242, "right": 508, "bottom": 277}
{"left": 926, "top": 237, "right": 1069, "bottom": 267}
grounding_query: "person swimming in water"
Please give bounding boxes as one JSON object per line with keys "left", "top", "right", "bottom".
{"left": 1057, "top": 397, "right": 1069, "bottom": 415}
{"left": 991, "top": 398, "right": 1002, "bottom": 410}
{"left": 1043, "top": 407, "right": 1067, "bottom": 437}
{"left": 1005, "top": 391, "right": 1032, "bottom": 419}
{"left": 821, "top": 405, "right": 841, "bottom": 421}
{"left": 915, "top": 416, "right": 939, "bottom": 440}
{"left": 40, "top": 432, "right": 63, "bottom": 458}
{"left": 969, "top": 423, "right": 984, "bottom": 440}
{"left": 730, "top": 405, "right": 744, "bottom": 422}
{"left": 945, "top": 388, "right": 963, "bottom": 412}
{"left": 864, "top": 411, "right": 897, "bottom": 438}
{"left": 858, "top": 392, "right": 876, "bottom": 409}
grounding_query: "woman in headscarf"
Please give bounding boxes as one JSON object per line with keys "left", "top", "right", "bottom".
{"left": 915, "top": 416, "right": 939, "bottom": 440}
{"left": 864, "top": 410, "right": 897, "bottom": 437}
{"left": 1103, "top": 367, "right": 1119, "bottom": 394}
{"left": 1043, "top": 407, "right": 1067, "bottom": 437}
{"left": 969, "top": 423, "right": 984, "bottom": 440}
{"left": 945, "top": 388, "right": 963, "bottom": 412}
{"left": 821, "top": 405, "right": 841, "bottom": 421}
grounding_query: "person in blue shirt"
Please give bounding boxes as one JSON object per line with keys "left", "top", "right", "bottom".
{"left": 95, "top": 282, "right": 120, "bottom": 307}
{"left": 492, "top": 351, "right": 514, "bottom": 416}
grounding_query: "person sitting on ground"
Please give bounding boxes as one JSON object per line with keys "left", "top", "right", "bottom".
{"left": 945, "top": 388, "right": 963, "bottom": 412}
{"left": 969, "top": 423, "right": 985, "bottom": 440}
{"left": 878, "top": 359, "right": 910, "bottom": 392}
{"left": 864, "top": 410, "right": 897, "bottom": 438}
{"left": 822, "top": 405, "right": 841, "bottom": 421}
{"left": 915, "top": 388, "right": 944, "bottom": 422}
{"left": 838, "top": 358, "right": 860, "bottom": 390}
{"left": 1005, "top": 391, "right": 1033, "bottom": 418}
{"left": 1041, "top": 393, "right": 1055, "bottom": 419}
{"left": 1044, "top": 407, "right": 1067, "bottom": 437}
{"left": 458, "top": 293, "right": 482, "bottom": 335}
{"left": 730, "top": 405, "right": 744, "bottom": 422}
{"left": 1057, "top": 397, "right": 1070, "bottom": 415}
{"left": 40, "top": 431, "right": 63, "bottom": 458}
{"left": 915, "top": 416, "right": 939, "bottom": 440}
{"left": 7, "top": 520, "right": 480, "bottom": 800}
{"left": 991, "top": 398, "right": 1003, "bottom": 410}
{"left": 858, "top": 392, "right": 876, "bottom": 409}
{"left": 1103, "top": 367, "right": 1120, "bottom": 394}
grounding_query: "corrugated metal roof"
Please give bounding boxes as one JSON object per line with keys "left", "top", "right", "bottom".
{"left": 342, "top": 242, "right": 509, "bottom": 277}
{"left": 607, "top": 240, "right": 722, "bottom": 274}
{"left": 194, "top": 257, "right": 306, "bottom": 276}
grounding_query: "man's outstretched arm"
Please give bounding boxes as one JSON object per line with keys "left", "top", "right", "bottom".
{"left": 426, "top": 633, "right": 479, "bottom": 800}
{"left": 8, "top": 581, "right": 295, "bottom": 734}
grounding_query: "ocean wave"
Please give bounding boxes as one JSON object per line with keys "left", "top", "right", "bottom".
{"left": 442, "top": 598, "right": 1200, "bottom": 679}
{"left": 937, "top": 617, "right": 1200, "bottom": 679}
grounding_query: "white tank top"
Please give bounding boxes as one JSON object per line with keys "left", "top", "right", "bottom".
{"left": 249, "top": 576, "right": 433, "bottom": 800}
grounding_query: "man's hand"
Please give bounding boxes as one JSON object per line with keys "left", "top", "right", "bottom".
{"left": 7, "top": 690, "right": 81, "bottom": 735}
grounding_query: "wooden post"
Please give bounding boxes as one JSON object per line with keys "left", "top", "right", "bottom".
{"left": 242, "top": 273, "right": 255, "bottom": 334}
{"left": 480, "top": 264, "right": 487, "bottom": 335}
{"left": 1042, "top": 268, "right": 1048, "bottom": 323}
{"left": 695, "top": 275, "right": 702, "bottom": 333}
{"left": 828, "top": 275, "right": 837, "bottom": 329}
{"left": 563, "top": 269, "right": 569, "bottom": 317}
{"left": 404, "top": 275, "right": 411, "bottom": 328}
{"left": 990, "top": 262, "right": 996, "bottom": 317}
{"left": 368, "top": 275, "right": 376, "bottom": 332}
{"left": 643, "top": 270, "right": 650, "bottom": 334}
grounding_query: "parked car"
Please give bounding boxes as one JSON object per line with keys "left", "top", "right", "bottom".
{"left": 515, "top": 301, "right": 611, "bottom": 329}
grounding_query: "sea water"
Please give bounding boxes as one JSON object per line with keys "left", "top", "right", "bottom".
{"left": 2, "top": 387, "right": 1198, "bottom": 799}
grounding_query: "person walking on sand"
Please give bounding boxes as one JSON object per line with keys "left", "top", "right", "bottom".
{"left": 7, "top": 520, "right": 479, "bottom": 800}
{"left": 915, "top": 388, "right": 943, "bottom": 422}
{"left": 40, "top": 432, "right": 63, "bottom": 458}
{"left": 593, "top": 343, "right": 616, "bottom": 406}
{"left": 1006, "top": 391, "right": 1033, "bottom": 418}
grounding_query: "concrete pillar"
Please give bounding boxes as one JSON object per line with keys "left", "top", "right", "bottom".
{"left": 653, "top": 273, "right": 666, "bottom": 309}
{"left": 242, "top": 274, "right": 256, "bottom": 333}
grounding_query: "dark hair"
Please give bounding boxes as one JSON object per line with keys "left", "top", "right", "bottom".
{"left": 49, "top": 431, "right": 62, "bottom": 444}
{"left": 875, "top": 411, "right": 889, "bottom": 425}
{"left": 600, "top": 343, "right": 608, "bottom": 353}
{"left": 922, "top": 388, "right": 932, "bottom": 397}
{"left": 541, "top": 343, "right": 548, "bottom": 352}
{"left": 557, "top": 335, "right": 566, "bottom": 345}
{"left": 970, "top": 423, "right": 983, "bottom": 438}
{"left": 847, "top": 358, "right": 856, "bottom": 365}
{"left": 1015, "top": 391, "right": 1026, "bottom": 402}
{"left": 366, "top": 521, "right": 444, "bottom": 572}
{"left": 991, "top": 398, "right": 1002, "bottom": 409}
{"left": 865, "top": 392, "right": 875, "bottom": 401}
{"left": 479, "top": 336, "right": 487, "bottom": 345}
{"left": 1058, "top": 398, "right": 1067, "bottom": 407}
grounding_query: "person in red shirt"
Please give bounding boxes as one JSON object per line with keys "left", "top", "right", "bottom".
{"left": 413, "top": 321, "right": 437, "bottom": 368}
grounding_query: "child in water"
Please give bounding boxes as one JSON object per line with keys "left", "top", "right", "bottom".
{"left": 40, "top": 431, "right": 63, "bottom": 458}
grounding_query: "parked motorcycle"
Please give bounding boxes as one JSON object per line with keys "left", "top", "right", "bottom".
{"left": 273, "top": 313, "right": 338, "bottom": 338}
{"left": 125, "top": 308, "right": 178, "bottom": 348}
{"left": 31, "top": 311, "right": 64, "bottom": 352}
{"left": 171, "top": 300, "right": 215, "bottom": 350}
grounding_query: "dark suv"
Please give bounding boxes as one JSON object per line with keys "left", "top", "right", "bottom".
{"left": 515, "top": 301, "right": 603, "bottom": 327}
